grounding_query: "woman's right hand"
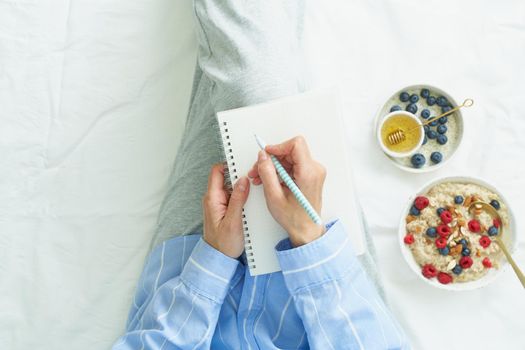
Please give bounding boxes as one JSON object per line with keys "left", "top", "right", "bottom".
{"left": 248, "top": 136, "right": 327, "bottom": 247}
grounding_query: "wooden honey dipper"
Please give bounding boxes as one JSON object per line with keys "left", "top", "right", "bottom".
{"left": 387, "top": 98, "right": 474, "bottom": 145}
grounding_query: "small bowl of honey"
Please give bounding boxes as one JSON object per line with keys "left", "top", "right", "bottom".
{"left": 377, "top": 111, "right": 424, "bottom": 158}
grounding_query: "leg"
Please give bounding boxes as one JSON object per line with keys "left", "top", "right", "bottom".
{"left": 151, "top": 1, "right": 307, "bottom": 249}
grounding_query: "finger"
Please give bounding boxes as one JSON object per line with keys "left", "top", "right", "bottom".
{"left": 206, "top": 164, "right": 226, "bottom": 199}
{"left": 248, "top": 162, "right": 259, "bottom": 178}
{"left": 257, "top": 150, "right": 285, "bottom": 202}
{"left": 249, "top": 157, "right": 291, "bottom": 179}
{"left": 224, "top": 176, "right": 250, "bottom": 222}
{"left": 265, "top": 135, "right": 311, "bottom": 165}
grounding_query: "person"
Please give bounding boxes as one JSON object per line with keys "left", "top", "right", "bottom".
{"left": 113, "top": 1, "right": 409, "bottom": 349}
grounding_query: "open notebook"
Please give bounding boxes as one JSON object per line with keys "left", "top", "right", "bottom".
{"left": 217, "top": 89, "right": 366, "bottom": 276}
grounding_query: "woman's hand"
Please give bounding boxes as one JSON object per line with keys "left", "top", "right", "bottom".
{"left": 248, "top": 136, "right": 326, "bottom": 247}
{"left": 202, "top": 164, "right": 250, "bottom": 258}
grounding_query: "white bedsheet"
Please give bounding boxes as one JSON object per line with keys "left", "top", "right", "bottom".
{"left": 1, "top": 1, "right": 196, "bottom": 349}
{"left": 1, "top": 1, "right": 524, "bottom": 349}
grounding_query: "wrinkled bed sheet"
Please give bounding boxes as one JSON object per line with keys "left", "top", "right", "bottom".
{"left": 1, "top": 0, "right": 524, "bottom": 349}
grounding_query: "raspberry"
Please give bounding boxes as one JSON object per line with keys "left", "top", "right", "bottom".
{"left": 479, "top": 236, "right": 491, "bottom": 248}
{"left": 482, "top": 257, "right": 492, "bottom": 268}
{"left": 437, "top": 224, "right": 451, "bottom": 238}
{"left": 440, "top": 210, "right": 452, "bottom": 224}
{"left": 468, "top": 219, "right": 481, "bottom": 233}
{"left": 435, "top": 237, "right": 448, "bottom": 249}
{"left": 414, "top": 196, "right": 430, "bottom": 210}
{"left": 404, "top": 234, "right": 415, "bottom": 245}
{"left": 422, "top": 264, "right": 438, "bottom": 278}
{"left": 460, "top": 256, "right": 473, "bottom": 269}
{"left": 493, "top": 218, "right": 501, "bottom": 228}
{"left": 437, "top": 272, "right": 453, "bottom": 284}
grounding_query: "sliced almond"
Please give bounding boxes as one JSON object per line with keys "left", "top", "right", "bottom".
{"left": 447, "top": 260, "right": 457, "bottom": 271}
{"left": 464, "top": 196, "right": 472, "bottom": 207}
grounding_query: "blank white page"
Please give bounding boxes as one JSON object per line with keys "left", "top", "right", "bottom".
{"left": 217, "top": 89, "right": 366, "bottom": 276}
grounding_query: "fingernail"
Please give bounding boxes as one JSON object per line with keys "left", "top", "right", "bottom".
{"left": 236, "top": 177, "right": 247, "bottom": 192}
{"left": 258, "top": 150, "right": 267, "bottom": 161}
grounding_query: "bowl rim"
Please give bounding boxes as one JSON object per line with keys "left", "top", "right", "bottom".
{"left": 374, "top": 84, "right": 464, "bottom": 173}
{"left": 398, "top": 175, "right": 517, "bottom": 291}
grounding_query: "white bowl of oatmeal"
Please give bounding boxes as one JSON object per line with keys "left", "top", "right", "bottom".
{"left": 399, "top": 176, "right": 517, "bottom": 290}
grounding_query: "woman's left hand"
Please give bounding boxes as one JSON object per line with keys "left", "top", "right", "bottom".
{"left": 202, "top": 164, "right": 250, "bottom": 258}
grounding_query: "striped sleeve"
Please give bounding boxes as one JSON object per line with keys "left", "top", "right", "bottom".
{"left": 113, "top": 238, "right": 239, "bottom": 350}
{"left": 275, "top": 220, "right": 411, "bottom": 350}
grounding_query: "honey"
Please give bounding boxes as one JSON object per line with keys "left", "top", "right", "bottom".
{"left": 380, "top": 114, "right": 422, "bottom": 153}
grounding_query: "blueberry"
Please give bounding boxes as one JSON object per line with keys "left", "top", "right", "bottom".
{"left": 437, "top": 134, "right": 448, "bottom": 145}
{"left": 454, "top": 195, "right": 464, "bottom": 204}
{"left": 437, "top": 125, "right": 447, "bottom": 134}
{"left": 406, "top": 103, "right": 418, "bottom": 114}
{"left": 430, "top": 151, "right": 443, "bottom": 164}
{"left": 427, "top": 96, "right": 437, "bottom": 106}
{"left": 424, "top": 125, "right": 430, "bottom": 132}
{"left": 429, "top": 120, "right": 438, "bottom": 127}
{"left": 459, "top": 238, "right": 468, "bottom": 249}
{"left": 422, "top": 136, "right": 428, "bottom": 145}
{"left": 409, "top": 94, "right": 419, "bottom": 103}
{"left": 438, "top": 116, "right": 448, "bottom": 124}
{"left": 400, "top": 91, "right": 410, "bottom": 102}
{"left": 461, "top": 248, "right": 471, "bottom": 256}
{"left": 421, "top": 88, "right": 430, "bottom": 98}
{"left": 411, "top": 153, "right": 426, "bottom": 168}
{"left": 441, "top": 106, "right": 452, "bottom": 114}
{"left": 490, "top": 200, "right": 500, "bottom": 210}
{"left": 421, "top": 109, "right": 431, "bottom": 119}
{"left": 390, "top": 105, "right": 402, "bottom": 112}
{"left": 437, "top": 207, "right": 446, "bottom": 215}
{"left": 452, "top": 265, "right": 463, "bottom": 275}
{"left": 488, "top": 226, "right": 499, "bottom": 236}
{"left": 410, "top": 205, "right": 421, "bottom": 216}
{"left": 426, "top": 129, "right": 437, "bottom": 139}
{"left": 436, "top": 96, "right": 449, "bottom": 107}
{"left": 426, "top": 227, "right": 437, "bottom": 238}
{"left": 439, "top": 246, "right": 450, "bottom": 256}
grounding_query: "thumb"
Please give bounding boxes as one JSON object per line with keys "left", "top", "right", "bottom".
{"left": 224, "top": 176, "right": 250, "bottom": 222}
{"left": 257, "top": 150, "right": 285, "bottom": 203}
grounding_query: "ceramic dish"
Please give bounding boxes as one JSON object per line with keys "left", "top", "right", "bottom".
{"left": 374, "top": 84, "right": 464, "bottom": 172}
{"left": 398, "top": 176, "right": 517, "bottom": 291}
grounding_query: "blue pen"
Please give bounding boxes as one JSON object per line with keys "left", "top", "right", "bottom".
{"left": 254, "top": 135, "right": 323, "bottom": 225}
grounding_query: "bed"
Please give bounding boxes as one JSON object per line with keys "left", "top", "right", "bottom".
{"left": 1, "top": 1, "right": 523, "bottom": 349}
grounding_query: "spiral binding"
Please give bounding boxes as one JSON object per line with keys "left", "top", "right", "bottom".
{"left": 220, "top": 121, "right": 256, "bottom": 270}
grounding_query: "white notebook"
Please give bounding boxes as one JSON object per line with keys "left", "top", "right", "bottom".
{"left": 217, "top": 89, "right": 366, "bottom": 276}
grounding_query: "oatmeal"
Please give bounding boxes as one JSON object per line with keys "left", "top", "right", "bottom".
{"left": 403, "top": 182, "right": 509, "bottom": 284}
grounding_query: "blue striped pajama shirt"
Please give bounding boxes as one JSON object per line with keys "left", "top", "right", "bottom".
{"left": 113, "top": 220, "right": 409, "bottom": 349}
